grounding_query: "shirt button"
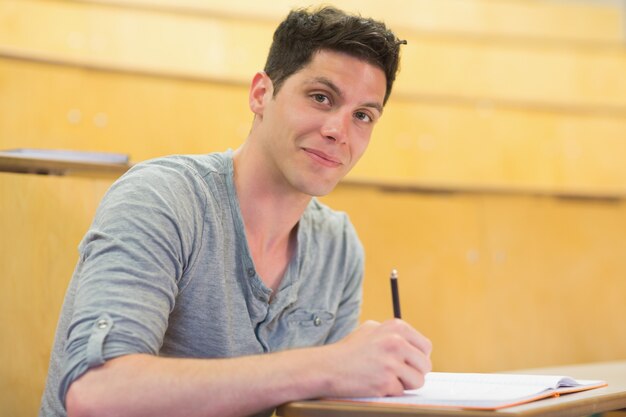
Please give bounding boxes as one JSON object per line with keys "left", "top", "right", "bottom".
{"left": 96, "top": 319, "right": 108, "bottom": 329}
{"left": 247, "top": 268, "right": 255, "bottom": 277}
{"left": 313, "top": 316, "right": 322, "bottom": 327}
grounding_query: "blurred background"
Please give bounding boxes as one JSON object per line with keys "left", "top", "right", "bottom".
{"left": 1, "top": 0, "right": 625, "bottom": 415}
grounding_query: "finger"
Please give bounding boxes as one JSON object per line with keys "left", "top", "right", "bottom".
{"left": 348, "top": 320, "right": 380, "bottom": 340}
{"left": 387, "top": 333, "right": 431, "bottom": 388}
{"left": 359, "top": 320, "right": 381, "bottom": 330}
{"left": 374, "top": 331, "right": 431, "bottom": 391}
{"left": 388, "top": 377, "right": 408, "bottom": 397}
{"left": 397, "top": 362, "right": 427, "bottom": 391}
{"left": 403, "top": 344, "right": 432, "bottom": 377}
{"left": 384, "top": 349, "right": 427, "bottom": 392}
{"left": 387, "top": 319, "right": 433, "bottom": 357}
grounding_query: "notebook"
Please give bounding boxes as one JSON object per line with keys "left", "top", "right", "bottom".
{"left": 338, "top": 372, "right": 607, "bottom": 410}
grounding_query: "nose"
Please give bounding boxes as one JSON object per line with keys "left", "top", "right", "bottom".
{"left": 320, "top": 111, "right": 349, "bottom": 143}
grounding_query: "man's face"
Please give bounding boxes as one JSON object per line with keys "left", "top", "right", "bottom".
{"left": 252, "top": 49, "right": 387, "bottom": 197}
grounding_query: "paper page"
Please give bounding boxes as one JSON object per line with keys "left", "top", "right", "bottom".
{"left": 344, "top": 372, "right": 606, "bottom": 409}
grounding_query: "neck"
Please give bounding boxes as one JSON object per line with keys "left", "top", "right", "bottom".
{"left": 232, "top": 143, "right": 311, "bottom": 251}
{"left": 231, "top": 141, "right": 311, "bottom": 293}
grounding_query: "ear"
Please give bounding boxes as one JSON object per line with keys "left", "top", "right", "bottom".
{"left": 249, "top": 72, "right": 273, "bottom": 117}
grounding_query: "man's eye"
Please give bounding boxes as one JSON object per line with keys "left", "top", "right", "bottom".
{"left": 312, "top": 94, "right": 329, "bottom": 104}
{"left": 355, "top": 111, "right": 372, "bottom": 122}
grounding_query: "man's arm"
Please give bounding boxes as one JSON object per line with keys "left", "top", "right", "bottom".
{"left": 66, "top": 319, "right": 432, "bottom": 417}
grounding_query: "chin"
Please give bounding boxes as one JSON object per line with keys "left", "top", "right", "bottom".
{"left": 296, "top": 179, "right": 339, "bottom": 197}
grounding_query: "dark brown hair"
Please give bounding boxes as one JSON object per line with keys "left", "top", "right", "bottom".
{"left": 264, "top": 6, "right": 405, "bottom": 105}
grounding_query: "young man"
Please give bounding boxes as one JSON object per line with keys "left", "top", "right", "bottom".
{"left": 40, "top": 6, "right": 432, "bottom": 417}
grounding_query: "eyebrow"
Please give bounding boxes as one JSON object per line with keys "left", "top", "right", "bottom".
{"left": 308, "top": 76, "right": 384, "bottom": 115}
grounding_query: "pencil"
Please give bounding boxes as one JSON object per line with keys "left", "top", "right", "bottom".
{"left": 390, "top": 269, "right": 402, "bottom": 319}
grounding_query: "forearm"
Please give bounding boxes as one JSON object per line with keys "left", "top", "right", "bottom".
{"left": 66, "top": 320, "right": 432, "bottom": 417}
{"left": 66, "top": 348, "right": 334, "bottom": 417}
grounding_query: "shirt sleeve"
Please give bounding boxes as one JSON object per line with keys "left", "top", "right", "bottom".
{"left": 324, "top": 216, "right": 364, "bottom": 344}
{"left": 58, "top": 159, "right": 207, "bottom": 405}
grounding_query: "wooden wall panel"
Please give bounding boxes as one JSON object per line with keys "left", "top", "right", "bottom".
{"left": 354, "top": 100, "right": 626, "bottom": 192}
{"left": 321, "top": 186, "right": 626, "bottom": 372}
{"left": 397, "top": 39, "right": 626, "bottom": 108}
{"left": 2, "top": 58, "right": 625, "bottom": 192}
{"left": 0, "top": 174, "right": 113, "bottom": 417}
{"left": 2, "top": 0, "right": 625, "bottom": 107}
{"left": 89, "top": 0, "right": 625, "bottom": 42}
{"left": 0, "top": 0, "right": 271, "bottom": 83}
{"left": 0, "top": 58, "right": 250, "bottom": 160}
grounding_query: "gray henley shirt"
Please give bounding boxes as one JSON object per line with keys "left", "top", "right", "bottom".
{"left": 39, "top": 150, "right": 364, "bottom": 417}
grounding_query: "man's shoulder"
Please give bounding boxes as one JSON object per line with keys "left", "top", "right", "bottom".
{"left": 306, "top": 198, "right": 347, "bottom": 221}
{"left": 133, "top": 151, "right": 231, "bottom": 179}
{"left": 302, "top": 198, "right": 364, "bottom": 265}
{"left": 101, "top": 151, "right": 234, "bottom": 211}
{"left": 304, "top": 199, "right": 358, "bottom": 239}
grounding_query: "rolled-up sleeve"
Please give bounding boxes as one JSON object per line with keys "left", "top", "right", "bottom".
{"left": 58, "top": 160, "right": 206, "bottom": 405}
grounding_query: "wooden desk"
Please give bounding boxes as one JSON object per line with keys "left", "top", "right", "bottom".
{"left": 0, "top": 150, "right": 130, "bottom": 176}
{"left": 276, "top": 361, "right": 626, "bottom": 417}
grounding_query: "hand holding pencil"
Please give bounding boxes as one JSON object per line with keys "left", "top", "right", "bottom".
{"left": 321, "top": 268, "right": 432, "bottom": 398}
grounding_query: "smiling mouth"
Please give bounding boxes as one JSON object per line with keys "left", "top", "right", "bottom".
{"left": 302, "top": 148, "right": 343, "bottom": 168}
